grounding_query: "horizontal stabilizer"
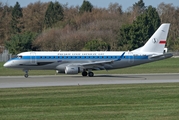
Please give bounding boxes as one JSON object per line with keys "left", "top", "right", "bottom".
{"left": 149, "top": 53, "right": 173, "bottom": 59}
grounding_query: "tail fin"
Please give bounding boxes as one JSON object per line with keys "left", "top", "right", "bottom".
{"left": 132, "top": 23, "right": 170, "bottom": 53}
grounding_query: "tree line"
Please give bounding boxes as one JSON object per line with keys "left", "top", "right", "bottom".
{"left": 0, "top": 0, "right": 179, "bottom": 54}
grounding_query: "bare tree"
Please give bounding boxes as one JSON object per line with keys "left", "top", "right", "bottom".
{"left": 22, "top": 1, "right": 48, "bottom": 33}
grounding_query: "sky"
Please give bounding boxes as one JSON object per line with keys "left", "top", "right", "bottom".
{"left": 1, "top": 0, "right": 178, "bottom": 10}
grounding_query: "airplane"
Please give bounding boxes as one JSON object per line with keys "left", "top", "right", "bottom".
{"left": 3, "top": 23, "right": 173, "bottom": 78}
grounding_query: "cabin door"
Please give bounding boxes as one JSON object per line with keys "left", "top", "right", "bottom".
{"left": 30, "top": 52, "right": 36, "bottom": 64}
{"left": 128, "top": 52, "right": 134, "bottom": 63}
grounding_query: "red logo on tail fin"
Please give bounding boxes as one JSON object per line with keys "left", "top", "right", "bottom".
{"left": 159, "top": 40, "right": 166, "bottom": 44}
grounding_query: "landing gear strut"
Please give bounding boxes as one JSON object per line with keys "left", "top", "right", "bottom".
{"left": 24, "top": 70, "right": 29, "bottom": 78}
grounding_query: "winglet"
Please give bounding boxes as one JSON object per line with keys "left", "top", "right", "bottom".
{"left": 116, "top": 52, "right": 125, "bottom": 61}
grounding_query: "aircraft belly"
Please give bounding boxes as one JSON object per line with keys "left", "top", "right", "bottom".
{"left": 13, "top": 60, "right": 58, "bottom": 70}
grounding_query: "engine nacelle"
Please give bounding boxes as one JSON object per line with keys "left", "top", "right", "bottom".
{"left": 65, "top": 66, "right": 80, "bottom": 74}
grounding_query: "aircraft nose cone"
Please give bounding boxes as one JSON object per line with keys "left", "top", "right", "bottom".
{"left": 3, "top": 62, "right": 11, "bottom": 68}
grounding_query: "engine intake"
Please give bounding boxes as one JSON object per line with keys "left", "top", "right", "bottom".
{"left": 65, "top": 66, "right": 80, "bottom": 74}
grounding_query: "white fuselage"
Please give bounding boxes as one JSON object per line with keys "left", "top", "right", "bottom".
{"left": 4, "top": 51, "right": 172, "bottom": 73}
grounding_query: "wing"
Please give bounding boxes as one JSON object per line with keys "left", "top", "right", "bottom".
{"left": 79, "top": 52, "right": 125, "bottom": 70}
{"left": 56, "top": 52, "right": 125, "bottom": 70}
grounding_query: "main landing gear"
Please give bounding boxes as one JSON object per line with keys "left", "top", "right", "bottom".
{"left": 82, "top": 70, "right": 94, "bottom": 77}
{"left": 24, "top": 70, "right": 29, "bottom": 78}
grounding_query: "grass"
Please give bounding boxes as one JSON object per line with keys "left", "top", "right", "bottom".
{"left": 0, "top": 58, "right": 179, "bottom": 76}
{"left": 0, "top": 83, "right": 179, "bottom": 120}
{"left": 0, "top": 58, "right": 179, "bottom": 119}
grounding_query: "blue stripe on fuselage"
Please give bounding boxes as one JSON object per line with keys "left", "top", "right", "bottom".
{"left": 10, "top": 55, "right": 148, "bottom": 61}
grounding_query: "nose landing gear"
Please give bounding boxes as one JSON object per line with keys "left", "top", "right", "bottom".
{"left": 23, "top": 70, "right": 29, "bottom": 78}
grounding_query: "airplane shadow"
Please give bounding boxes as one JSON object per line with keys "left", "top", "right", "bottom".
{"left": 94, "top": 75, "right": 146, "bottom": 79}
{"left": 73, "top": 74, "right": 147, "bottom": 80}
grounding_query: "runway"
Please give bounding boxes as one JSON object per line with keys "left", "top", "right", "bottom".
{"left": 0, "top": 73, "right": 179, "bottom": 88}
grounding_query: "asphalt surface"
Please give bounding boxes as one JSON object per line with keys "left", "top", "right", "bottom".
{"left": 0, "top": 73, "right": 179, "bottom": 88}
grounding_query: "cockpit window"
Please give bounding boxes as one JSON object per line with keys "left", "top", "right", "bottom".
{"left": 18, "top": 55, "right": 22, "bottom": 59}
